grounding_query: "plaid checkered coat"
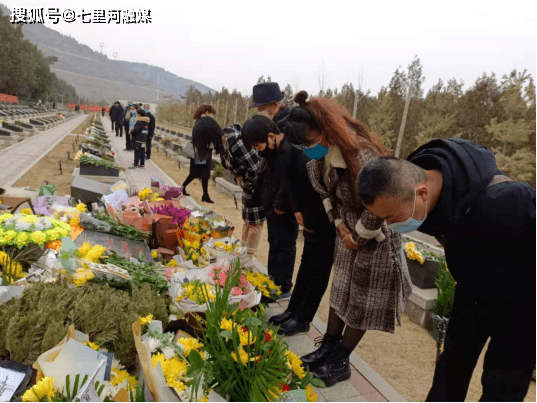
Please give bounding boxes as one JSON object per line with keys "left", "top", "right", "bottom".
{"left": 222, "top": 125, "right": 265, "bottom": 224}
{"left": 306, "top": 139, "right": 412, "bottom": 333}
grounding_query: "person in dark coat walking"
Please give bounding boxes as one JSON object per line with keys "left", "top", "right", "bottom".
{"left": 128, "top": 108, "right": 150, "bottom": 169}
{"left": 357, "top": 139, "right": 536, "bottom": 402}
{"left": 101, "top": 107, "right": 105, "bottom": 117}
{"left": 181, "top": 105, "right": 222, "bottom": 203}
{"left": 109, "top": 101, "right": 124, "bottom": 136}
{"left": 143, "top": 104, "right": 156, "bottom": 160}
{"left": 270, "top": 120, "right": 336, "bottom": 336}
{"left": 241, "top": 115, "right": 298, "bottom": 299}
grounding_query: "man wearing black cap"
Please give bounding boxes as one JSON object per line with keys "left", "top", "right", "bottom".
{"left": 248, "top": 82, "right": 297, "bottom": 300}
{"left": 250, "top": 82, "right": 290, "bottom": 123}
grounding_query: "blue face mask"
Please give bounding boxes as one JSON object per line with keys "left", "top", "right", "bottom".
{"left": 144, "top": 108, "right": 149, "bottom": 113}
{"left": 294, "top": 134, "right": 329, "bottom": 160}
{"left": 128, "top": 103, "right": 133, "bottom": 107}
{"left": 388, "top": 189, "right": 427, "bottom": 234}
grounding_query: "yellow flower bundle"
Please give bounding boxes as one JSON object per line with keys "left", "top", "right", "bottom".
{"left": 244, "top": 271, "right": 281, "bottom": 298}
{"left": 404, "top": 242, "right": 425, "bottom": 264}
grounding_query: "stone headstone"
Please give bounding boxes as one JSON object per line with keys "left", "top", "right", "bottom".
{"left": 74, "top": 230, "right": 154, "bottom": 263}
{"left": 71, "top": 176, "right": 110, "bottom": 204}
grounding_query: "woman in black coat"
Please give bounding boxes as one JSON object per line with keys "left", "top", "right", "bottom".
{"left": 181, "top": 105, "right": 223, "bottom": 203}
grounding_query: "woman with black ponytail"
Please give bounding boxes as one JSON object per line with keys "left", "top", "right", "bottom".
{"left": 181, "top": 105, "right": 223, "bottom": 203}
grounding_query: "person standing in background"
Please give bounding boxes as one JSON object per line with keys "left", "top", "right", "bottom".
{"left": 143, "top": 104, "right": 156, "bottom": 160}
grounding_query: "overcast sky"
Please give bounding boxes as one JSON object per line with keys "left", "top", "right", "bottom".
{"left": 4, "top": 0, "right": 536, "bottom": 97}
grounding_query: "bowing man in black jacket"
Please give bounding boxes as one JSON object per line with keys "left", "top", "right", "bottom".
{"left": 241, "top": 115, "right": 298, "bottom": 298}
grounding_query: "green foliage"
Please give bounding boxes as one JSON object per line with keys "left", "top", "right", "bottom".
{"left": 211, "top": 162, "right": 224, "bottom": 182}
{"left": 105, "top": 251, "right": 169, "bottom": 294}
{"left": 92, "top": 211, "right": 149, "bottom": 242}
{"left": 433, "top": 264, "right": 456, "bottom": 317}
{"left": 0, "top": 282, "right": 169, "bottom": 371}
{"left": 79, "top": 155, "right": 122, "bottom": 171}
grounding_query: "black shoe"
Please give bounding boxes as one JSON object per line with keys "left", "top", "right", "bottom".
{"left": 278, "top": 317, "right": 310, "bottom": 336}
{"left": 202, "top": 194, "right": 214, "bottom": 203}
{"left": 277, "top": 290, "right": 292, "bottom": 300}
{"left": 313, "top": 344, "right": 352, "bottom": 387}
{"left": 301, "top": 333, "right": 342, "bottom": 372}
{"left": 269, "top": 311, "right": 293, "bottom": 326}
{"left": 182, "top": 189, "right": 190, "bottom": 196}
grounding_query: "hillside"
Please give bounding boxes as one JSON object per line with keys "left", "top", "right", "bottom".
{"left": 0, "top": 3, "right": 213, "bottom": 103}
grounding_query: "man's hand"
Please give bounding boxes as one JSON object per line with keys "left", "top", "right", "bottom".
{"left": 343, "top": 233, "right": 359, "bottom": 250}
{"left": 236, "top": 177, "right": 243, "bottom": 188}
{"left": 274, "top": 208, "right": 285, "bottom": 215}
{"left": 295, "top": 212, "right": 304, "bottom": 226}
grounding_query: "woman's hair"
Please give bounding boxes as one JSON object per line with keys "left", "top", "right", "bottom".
{"left": 241, "top": 115, "right": 281, "bottom": 147}
{"left": 136, "top": 108, "right": 146, "bottom": 117}
{"left": 288, "top": 90, "right": 387, "bottom": 184}
{"left": 277, "top": 119, "right": 307, "bottom": 146}
{"left": 192, "top": 114, "right": 223, "bottom": 160}
{"left": 193, "top": 104, "right": 216, "bottom": 120}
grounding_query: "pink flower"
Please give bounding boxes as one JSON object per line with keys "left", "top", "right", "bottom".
{"left": 232, "top": 287, "right": 242, "bottom": 297}
{"left": 208, "top": 271, "right": 215, "bottom": 278}
{"left": 218, "top": 271, "right": 227, "bottom": 286}
{"left": 166, "top": 267, "right": 178, "bottom": 280}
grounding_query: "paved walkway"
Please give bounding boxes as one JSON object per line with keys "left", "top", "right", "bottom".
{"left": 102, "top": 115, "right": 405, "bottom": 402}
{"left": 0, "top": 114, "right": 87, "bottom": 188}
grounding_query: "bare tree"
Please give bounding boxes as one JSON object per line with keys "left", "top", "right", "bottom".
{"left": 292, "top": 73, "right": 301, "bottom": 95}
{"left": 317, "top": 60, "right": 328, "bottom": 96}
{"left": 353, "top": 65, "right": 364, "bottom": 119}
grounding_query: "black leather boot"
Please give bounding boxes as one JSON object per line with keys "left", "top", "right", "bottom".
{"left": 301, "top": 333, "right": 342, "bottom": 372}
{"left": 313, "top": 343, "right": 352, "bottom": 387}
{"left": 269, "top": 311, "right": 293, "bottom": 326}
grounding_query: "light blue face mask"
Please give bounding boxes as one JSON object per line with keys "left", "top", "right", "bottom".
{"left": 293, "top": 134, "right": 329, "bottom": 160}
{"left": 144, "top": 108, "right": 149, "bottom": 113}
{"left": 388, "top": 189, "right": 427, "bottom": 234}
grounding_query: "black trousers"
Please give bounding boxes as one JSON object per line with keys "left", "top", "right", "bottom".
{"left": 426, "top": 290, "right": 535, "bottom": 402}
{"left": 146, "top": 135, "right": 153, "bottom": 158}
{"left": 287, "top": 227, "right": 336, "bottom": 322}
{"left": 124, "top": 125, "right": 132, "bottom": 149}
{"left": 114, "top": 121, "right": 122, "bottom": 137}
{"left": 111, "top": 120, "right": 114, "bottom": 130}
{"left": 266, "top": 211, "right": 299, "bottom": 293}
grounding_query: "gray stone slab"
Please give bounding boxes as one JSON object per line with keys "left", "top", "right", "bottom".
{"left": 319, "top": 381, "right": 363, "bottom": 402}
{"left": 283, "top": 334, "right": 314, "bottom": 356}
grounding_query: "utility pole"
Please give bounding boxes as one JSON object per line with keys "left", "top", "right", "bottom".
{"left": 394, "top": 85, "right": 413, "bottom": 158}
{"left": 156, "top": 74, "right": 160, "bottom": 104}
{"left": 352, "top": 91, "right": 359, "bottom": 119}
{"left": 233, "top": 98, "right": 238, "bottom": 125}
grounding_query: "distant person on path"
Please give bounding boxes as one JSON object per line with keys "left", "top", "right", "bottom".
{"left": 219, "top": 123, "right": 266, "bottom": 268}
{"left": 52, "top": 102, "right": 56, "bottom": 109}
{"left": 181, "top": 105, "right": 222, "bottom": 203}
{"left": 143, "top": 104, "right": 156, "bottom": 160}
{"left": 241, "top": 114, "right": 298, "bottom": 301}
{"left": 75, "top": 104, "right": 80, "bottom": 112}
{"left": 110, "top": 101, "right": 124, "bottom": 137}
{"left": 101, "top": 107, "right": 105, "bottom": 117}
{"left": 128, "top": 108, "right": 150, "bottom": 169}
{"left": 123, "top": 101, "right": 136, "bottom": 151}
{"left": 357, "top": 139, "right": 536, "bottom": 402}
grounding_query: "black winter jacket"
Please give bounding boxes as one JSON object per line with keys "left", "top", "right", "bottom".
{"left": 130, "top": 117, "right": 150, "bottom": 144}
{"left": 408, "top": 138, "right": 535, "bottom": 300}
{"left": 261, "top": 137, "right": 293, "bottom": 214}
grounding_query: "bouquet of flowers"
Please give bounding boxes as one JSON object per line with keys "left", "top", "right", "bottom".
{"left": 151, "top": 204, "right": 191, "bottom": 227}
{"left": 244, "top": 270, "right": 281, "bottom": 300}
{"left": 204, "top": 237, "right": 247, "bottom": 261}
{"left": 136, "top": 187, "right": 164, "bottom": 202}
{"left": 0, "top": 212, "right": 70, "bottom": 284}
{"left": 133, "top": 315, "right": 219, "bottom": 401}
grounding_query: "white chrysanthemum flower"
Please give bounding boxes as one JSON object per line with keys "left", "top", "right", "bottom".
{"left": 147, "top": 337, "right": 162, "bottom": 353}
{"left": 41, "top": 218, "right": 52, "bottom": 229}
{"left": 60, "top": 216, "right": 68, "bottom": 223}
{"left": 15, "top": 221, "right": 31, "bottom": 231}
{"left": 161, "top": 345, "right": 176, "bottom": 360}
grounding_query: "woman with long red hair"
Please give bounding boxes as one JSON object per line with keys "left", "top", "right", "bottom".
{"left": 285, "top": 91, "right": 412, "bottom": 387}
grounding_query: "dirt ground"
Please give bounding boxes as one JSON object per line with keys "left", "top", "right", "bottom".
{"left": 12, "top": 114, "right": 91, "bottom": 195}
{"left": 150, "top": 123, "right": 536, "bottom": 402}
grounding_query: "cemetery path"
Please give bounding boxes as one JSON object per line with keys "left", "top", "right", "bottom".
{"left": 0, "top": 114, "right": 87, "bottom": 189}
{"left": 102, "top": 115, "right": 405, "bottom": 402}
{"left": 102, "top": 116, "right": 179, "bottom": 193}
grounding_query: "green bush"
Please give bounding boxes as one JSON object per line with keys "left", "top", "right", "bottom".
{"left": 211, "top": 162, "right": 224, "bottom": 182}
{"left": 433, "top": 263, "right": 456, "bottom": 317}
{"left": 0, "top": 282, "right": 169, "bottom": 371}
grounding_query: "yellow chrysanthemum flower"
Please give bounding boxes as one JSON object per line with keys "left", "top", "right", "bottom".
{"left": 20, "top": 215, "right": 38, "bottom": 224}
{"left": 139, "top": 314, "right": 153, "bottom": 326}
{"left": 111, "top": 368, "right": 137, "bottom": 390}
{"left": 0, "top": 213, "right": 13, "bottom": 223}
{"left": 20, "top": 208, "right": 32, "bottom": 215}
{"left": 16, "top": 232, "right": 29, "bottom": 248}
{"left": 76, "top": 203, "right": 87, "bottom": 213}
{"left": 306, "top": 385, "right": 318, "bottom": 402}
{"left": 167, "top": 259, "right": 177, "bottom": 267}
{"left": 151, "top": 250, "right": 158, "bottom": 259}
{"left": 30, "top": 231, "right": 46, "bottom": 246}
{"left": 219, "top": 318, "right": 233, "bottom": 333}
{"left": 72, "top": 269, "right": 94, "bottom": 287}
{"left": 403, "top": 242, "right": 415, "bottom": 252}
{"left": 231, "top": 347, "right": 249, "bottom": 366}
{"left": 176, "top": 337, "right": 204, "bottom": 356}
{"left": 286, "top": 350, "right": 306, "bottom": 379}
{"left": 70, "top": 217, "right": 80, "bottom": 227}
{"left": 84, "top": 341, "right": 100, "bottom": 350}
{"left": 78, "top": 242, "right": 91, "bottom": 257}
{"left": 4, "top": 230, "right": 17, "bottom": 243}
{"left": 22, "top": 376, "right": 57, "bottom": 402}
